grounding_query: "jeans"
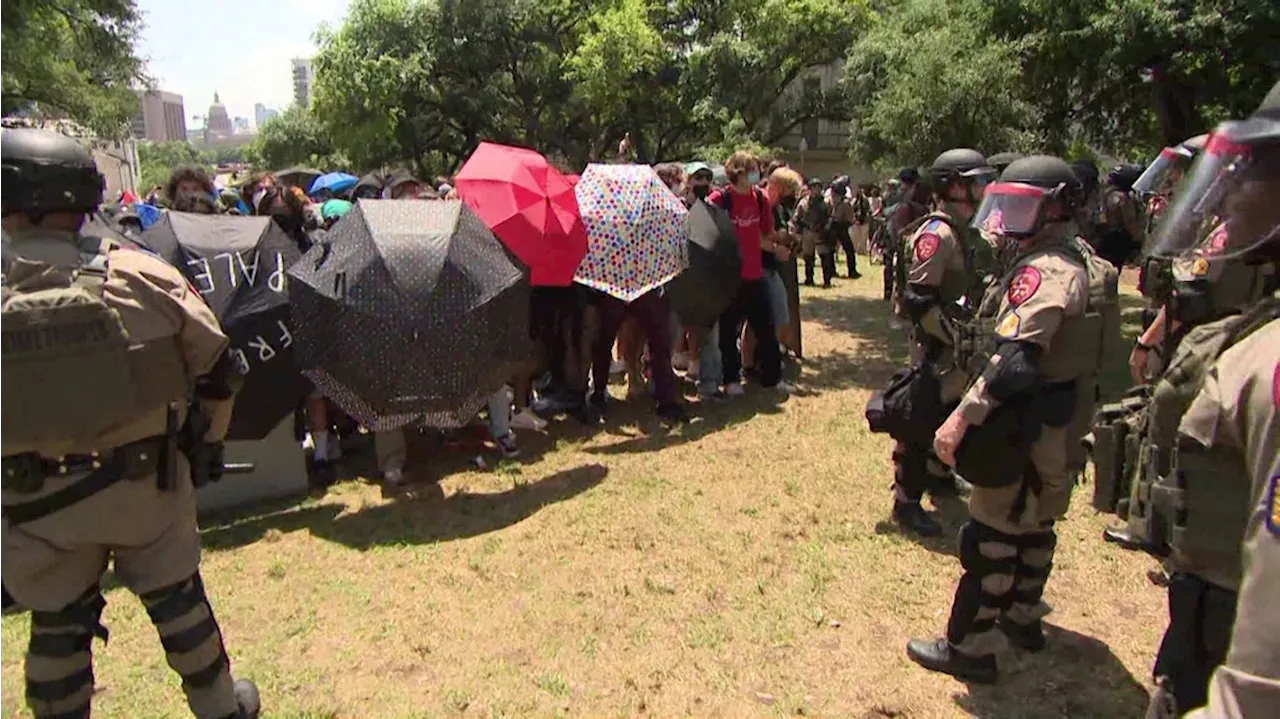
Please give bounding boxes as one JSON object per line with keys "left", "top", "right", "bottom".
{"left": 487, "top": 386, "right": 512, "bottom": 438}
{"left": 590, "top": 289, "right": 679, "bottom": 404}
{"left": 719, "top": 279, "right": 781, "bottom": 387}
{"left": 697, "top": 321, "right": 723, "bottom": 395}
{"left": 763, "top": 268, "right": 789, "bottom": 327}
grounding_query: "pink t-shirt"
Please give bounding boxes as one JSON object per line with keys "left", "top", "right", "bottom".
{"left": 708, "top": 186, "right": 772, "bottom": 280}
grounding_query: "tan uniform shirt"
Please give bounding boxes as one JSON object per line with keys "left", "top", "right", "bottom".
{"left": 2, "top": 231, "right": 229, "bottom": 459}
{"left": 1171, "top": 229, "right": 1275, "bottom": 315}
{"left": 957, "top": 242, "right": 1089, "bottom": 426}
{"left": 1182, "top": 319, "right": 1280, "bottom": 719}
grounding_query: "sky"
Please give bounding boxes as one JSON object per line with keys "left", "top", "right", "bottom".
{"left": 134, "top": 0, "right": 350, "bottom": 125}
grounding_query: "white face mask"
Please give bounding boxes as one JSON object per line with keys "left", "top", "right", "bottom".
{"left": 746, "top": 171, "right": 761, "bottom": 185}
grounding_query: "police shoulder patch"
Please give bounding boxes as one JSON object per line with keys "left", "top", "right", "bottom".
{"left": 1192, "top": 256, "right": 1210, "bottom": 277}
{"left": 1007, "top": 266, "right": 1042, "bottom": 306}
{"left": 915, "top": 233, "right": 940, "bottom": 261}
{"left": 996, "top": 311, "right": 1022, "bottom": 339}
{"left": 1267, "top": 475, "right": 1280, "bottom": 537}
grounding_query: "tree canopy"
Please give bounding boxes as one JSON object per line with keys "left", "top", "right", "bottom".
{"left": 1, "top": 0, "right": 149, "bottom": 136}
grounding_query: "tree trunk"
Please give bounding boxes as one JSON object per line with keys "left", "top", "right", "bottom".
{"left": 1149, "top": 61, "right": 1202, "bottom": 146}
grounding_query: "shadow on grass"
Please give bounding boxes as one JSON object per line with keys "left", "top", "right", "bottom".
{"left": 952, "top": 623, "right": 1150, "bottom": 718}
{"left": 310, "top": 463, "right": 607, "bottom": 549}
{"left": 872, "top": 494, "right": 970, "bottom": 556}
{"left": 585, "top": 388, "right": 785, "bottom": 455}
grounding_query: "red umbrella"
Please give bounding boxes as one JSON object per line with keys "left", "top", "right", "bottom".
{"left": 455, "top": 142, "right": 589, "bottom": 287}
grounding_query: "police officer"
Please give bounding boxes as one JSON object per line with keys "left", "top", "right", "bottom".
{"left": 1136, "top": 83, "right": 1280, "bottom": 719}
{"left": 1, "top": 128, "right": 260, "bottom": 718}
{"left": 908, "top": 156, "right": 1098, "bottom": 682}
{"left": 888, "top": 149, "right": 996, "bottom": 537}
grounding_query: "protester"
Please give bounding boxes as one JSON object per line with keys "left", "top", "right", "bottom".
{"left": 165, "top": 164, "right": 215, "bottom": 206}
{"left": 170, "top": 190, "right": 219, "bottom": 214}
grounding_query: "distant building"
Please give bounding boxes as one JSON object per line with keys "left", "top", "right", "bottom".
{"left": 204, "top": 92, "right": 233, "bottom": 142}
{"left": 254, "top": 103, "right": 280, "bottom": 128}
{"left": 774, "top": 61, "right": 871, "bottom": 183}
{"left": 232, "top": 117, "right": 251, "bottom": 134}
{"left": 131, "top": 90, "right": 187, "bottom": 142}
{"left": 291, "top": 58, "right": 313, "bottom": 108}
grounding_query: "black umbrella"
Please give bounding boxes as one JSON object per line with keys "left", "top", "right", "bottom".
{"left": 665, "top": 199, "right": 742, "bottom": 328}
{"left": 275, "top": 166, "right": 323, "bottom": 190}
{"left": 288, "top": 199, "right": 530, "bottom": 430}
{"left": 142, "top": 213, "right": 311, "bottom": 440}
{"left": 353, "top": 171, "right": 390, "bottom": 200}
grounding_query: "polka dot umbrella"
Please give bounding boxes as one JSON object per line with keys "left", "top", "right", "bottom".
{"left": 287, "top": 199, "right": 531, "bottom": 431}
{"left": 573, "top": 163, "right": 689, "bottom": 302}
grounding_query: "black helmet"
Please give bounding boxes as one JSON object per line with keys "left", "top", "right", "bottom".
{"left": 1069, "top": 158, "right": 1100, "bottom": 195}
{"left": 1106, "top": 164, "right": 1145, "bottom": 191}
{"left": 987, "top": 152, "right": 1023, "bottom": 174}
{"left": 1, "top": 128, "right": 104, "bottom": 216}
{"left": 929, "top": 148, "right": 994, "bottom": 196}
{"left": 972, "top": 155, "right": 1080, "bottom": 237}
{"left": 898, "top": 167, "right": 921, "bottom": 183}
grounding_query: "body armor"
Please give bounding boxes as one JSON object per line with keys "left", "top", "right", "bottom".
{"left": 1110, "top": 296, "right": 1279, "bottom": 590}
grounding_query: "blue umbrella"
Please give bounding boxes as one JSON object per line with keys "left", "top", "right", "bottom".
{"left": 134, "top": 202, "right": 161, "bottom": 230}
{"left": 309, "top": 172, "right": 359, "bottom": 196}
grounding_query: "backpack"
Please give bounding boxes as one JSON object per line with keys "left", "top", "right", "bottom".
{"left": 2, "top": 245, "right": 188, "bottom": 455}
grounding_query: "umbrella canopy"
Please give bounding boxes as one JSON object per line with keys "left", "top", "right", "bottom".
{"left": 455, "top": 142, "right": 589, "bottom": 287}
{"left": 275, "top": 166, "right": 323, "bottom": 190}
{"left": 309, "top": 172, "right": 359, "bottom": 197}
{"left": 573, "top": 163, "right": 688, "bottom": 302}
{"left": 353, "top": 171, "right": 389, "bottom": 200}
{"left": 287, "top": 200, "right": 530, "bottom": 430}
{"left": 665, "top": 199, "right": 743, "bottom": 328}
{"left": 142, "top": 213, "right": 310, "bottom": 440}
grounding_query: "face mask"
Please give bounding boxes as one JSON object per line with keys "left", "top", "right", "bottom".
{"left": 746, "top": 171, "right": 761, "bottom": 185}
{"left": 692, "top": 185, "right": 710, "bottom": 200}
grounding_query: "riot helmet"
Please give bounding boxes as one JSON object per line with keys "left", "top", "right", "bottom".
{"left": 1, "top": 128, "right": 104, "bottom": 217}
{"left": 1148, "top": 82, "right": 1280, "bottom": 262}
{"left": 929, "top": 148, "right": 995, "bottom": 203}
{"left": 971, "top": 155, "right": 1081, "bottom": 239}
{"left": 1070, "top": 159, "right": 1101, "bottom": 197}
{"left": 899, "top": 167, "right": 921, "bottom": 184}
{"left": 1133, "top": 133, "right": 1208, "bottom": 197}
{"left": 1106, "top": 164, "right": 1145, "bottom": 192}
{"left": 988, "top": 152, "right": 1023, "bottom": 175}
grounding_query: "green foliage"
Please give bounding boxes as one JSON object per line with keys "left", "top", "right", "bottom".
{"left": 308, "top": 0, "right": 870, "bottom": 178}
{"left": 247, "top": 106, "right": 349, "bottom": 172}
{"left": 137, "top": 141, "right": 201, "bottom": 192}
{"left": 1, "top": 0, "right": 148, "bottom": 137}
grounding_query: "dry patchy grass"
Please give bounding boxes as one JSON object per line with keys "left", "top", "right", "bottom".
{"left": 2, "top": 270, "right": 1168, "bottom": 718}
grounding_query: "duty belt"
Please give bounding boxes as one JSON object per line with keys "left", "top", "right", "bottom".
{"left": 1, "top": 437, "right": 164, "bottom": 526}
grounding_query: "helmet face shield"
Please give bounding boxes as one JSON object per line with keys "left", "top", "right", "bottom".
{"left": 1133, "top": 146, "right": 1194, "bottom": 196}
{"left": 971, "top": 182, "right": 1050, "bottom": 237}
{"left": 1148, "top": 119, "right": 1280, "bottom": 261}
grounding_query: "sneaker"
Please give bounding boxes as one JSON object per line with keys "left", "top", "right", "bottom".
{"left": 510, "top": 409, "right": 548, "bottom": 431}
{"left": 383, "top": 468, "right": 406, "bottom": 486}
{"left": 496, "top": 433, "right": 521, "bottom": 458}
{"left": 698, "top": 389, "right": 730, "bottom": 403}
{"left": 772, "top": 380, "right": 797, "bottom": 394}
{"left": 672, "top": 352, "right": 690, "bottom": 371}
{"left": 724, "top": 382, "right": 746, "bottom": 397}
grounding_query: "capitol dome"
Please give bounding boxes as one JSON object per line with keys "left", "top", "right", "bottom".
{"left": 205, "top": 91, "right": 232, "bottom": 138}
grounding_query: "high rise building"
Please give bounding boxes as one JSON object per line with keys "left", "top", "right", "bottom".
{"left": 254, "top": 103, "right": 280, "bottom": 129}
{"left": 291, "top": 58, "right": 313, "bottom": 108}
{"left": 130, "top": 90, "right": 187, "bottom": 142}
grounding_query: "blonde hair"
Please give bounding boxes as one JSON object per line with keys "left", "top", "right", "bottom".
{"left": 723, "top": 150, "right": 758, "bottom": 182}
{"left": 769, "top": 167, "right": 803, "bottom": 198}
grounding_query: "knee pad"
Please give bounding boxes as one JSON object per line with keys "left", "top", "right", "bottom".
{"left": 27, "top": 585, "right": 107, "bottom": 707}
{"left": 958, "top": 521, "right": 1019, "bottom": 597}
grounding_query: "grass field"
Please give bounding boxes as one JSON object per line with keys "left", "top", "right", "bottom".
{"left": 2, "top": 268, "right": 1168, "bottom": 718}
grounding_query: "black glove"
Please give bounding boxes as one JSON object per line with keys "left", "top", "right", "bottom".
{"left": 206, "top": 441, "right": 226, "bottom": 484}
{"left": 187, "top": 440, "right": 225, "bottom": 488}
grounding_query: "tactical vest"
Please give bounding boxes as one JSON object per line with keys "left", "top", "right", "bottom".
{"left": 1115, "top": 295, "right": 1279, "bottom": 590}
{"left": 1, "top": 243, "right": 189, "bottom": 457}
{"left": 896, "top": 212, "right": 993, "bottom": 319}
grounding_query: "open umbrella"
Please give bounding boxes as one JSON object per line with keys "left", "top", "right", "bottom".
{"left": 287, "top": 200, "right": 530, "bottom": 430}
{"left": 142, "top": 213, "right": 311, "bottom": 440}
{"left": 455, "top": 142, "right": 588, "bottom": 287}
{"left": 352, "top": 171, "right": 389, "bottom": 200}
{"left": 275, "top": 166, "right": 323, "bottom": 190}
{"left": 665, "top": 199, "right": 743, "bottom": 328}
{"left": 573, "top": 163, "right": 688, "bottom": 302}
{"left": 308, "top": 172, "right": 359, "bottom": 197}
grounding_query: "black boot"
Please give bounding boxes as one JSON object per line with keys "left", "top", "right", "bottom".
{"left": 906, "top": 638, "right": 997, "bottom": 683}
{"left": 230, "top": 679, "right": 260, "bottom": 718}
{"left": 803, "top": 256, "right": 815, "bottom": 286}
{"left": 998, "top": 617, "right": 1047, "bottom": 653}
{"left": 893, "top": 500, "right": 942, "bottom": 537}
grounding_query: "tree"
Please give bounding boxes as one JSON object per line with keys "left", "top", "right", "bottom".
{"left": 843, "top": 0, "right": 1037, "bottom": 170}
{"left": 246, "top": 106, "right": 348, "bottom": 171}
{"left": 1, "top": 0, "right": 149, "bottom": 137}
{"left": 137, "top": 140, "right": 202, "bottom": 192}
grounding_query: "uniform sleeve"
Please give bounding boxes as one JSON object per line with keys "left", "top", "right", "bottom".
{"left": 110, "top": 249, "right": 229, "bottom": 378}
{"left": 907, "top": 226, "right": 960, "bottom": 344}
{"left": 955, "top": 258, "right": 1080, "bottom": 425}
{"left": 1182, "top": 339, "right": 1280, "bottom": 719}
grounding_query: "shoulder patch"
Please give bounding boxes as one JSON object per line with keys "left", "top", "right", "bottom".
{"left": 1192, "top": 256, "right": 1210, "bottom": 277}
{"left": 1007, "top": 266, "right": 1042, "bottom": 306}
{"left": 996, "top": 311, "right": 1022, "bottom": 339}
{"left": 1267, "top": 475, "right": 1280, "bottom": 537}
{"left": 915, "top": 233, "right": 940, "bottom": 261}
{"left": 923, "top": 219, "right": 942, "bottom": 233}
